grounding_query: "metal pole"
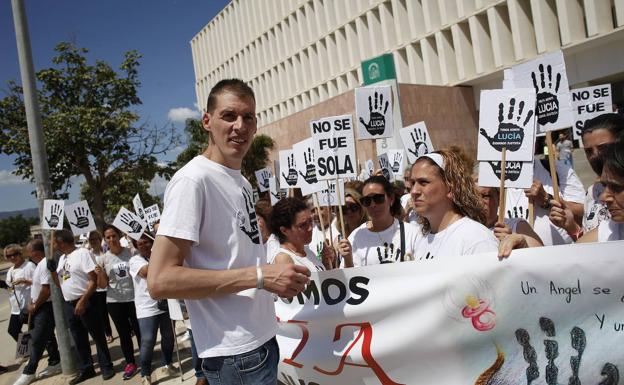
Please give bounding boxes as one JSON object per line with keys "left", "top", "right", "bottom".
{"left": 11, "top": 0, "right": 76, "bottom": 375}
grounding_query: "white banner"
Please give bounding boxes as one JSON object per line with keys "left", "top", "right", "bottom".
{"left": 133, "top": 193, "right": 146, "bottom": 220}
{"left": 42, "top": 199, "right": 65, "bottom": 230}
{"left": 399, "top": 121, "right": 434, "bottom": 164}
{"left": 255, "top": 167, "right": 273, "bottom": 193}
{"left": 143, "top": 204, "right": 161, "bottom": 225}
{"left": 356, "top": 86, "right": 394, "bottom": 140}
{"left": 385, "top": 149, "right": 405, "bottom": 178}
{"left": 377, "top": 153, "right": 394, "bottom": 182}
{"left": 311, "top": 115, "right": 357, "bottom": 180}
{"left": 113, "top": 207, "right": 148, "bottom": 241}
{"left": 276, "top": 241, "right": 624, "bottom": 385}
{"left": 571, "top": 84, "right": 613, "bottom": 143}
{"left": 65, "top": 200, "right": 97, "bottom": 236}
{"left": 294, "top": 138, "right": 325, "bottom": 196}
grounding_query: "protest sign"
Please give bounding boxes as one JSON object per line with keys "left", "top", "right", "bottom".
{"left": 279, "top": 149, "right": 299, "bottom": 188}
{"left": 310, "top": 115, "right": 357, "bottom": 180}
{"left": 316, "top": 180, "right": 345, "bottom": 207}
{"left": 42, "top": 199, "right": 65, "bottom": 230}
{"left": 293, "top": 138, "right": 325, "bottom": 196}
{"left": 505, "top": 187, "right": 530, "bottom": 221}
{"left": 399, "top": 121, "right": 435, "bottom": 163}
{"left": 269, "top": 177, "right": 287, "bottom": 206}
{"left": 132, "top": 193, "right": 145, "bottom": 220}
{"left": 356, "top": 85, "right": 394, "bottom": 140}
{"left": 255, "top": 167, "right": 273, "bottom": 192}
{"left": 276, "top": 240, "right": 624, "bottom": 385}
{"left": 571, "top": 84, "right": 613, "bottom": 143}
{"left": 377, "top": 153, "right": 394, "bottom": 182}
{"left": 143, "top": 204, "right": 161, "bottom": 225}
{"left": 365, "top": 159, "right": 374, "bottom": 178}
{"left": 65, "top": 200, "right": 97, "bottom": 235}
{"left": 113, "top": 207, "right": 147, "bottom": 241}
{"left": 477, "top": 88, "right": 537, "bottom": 162}
{"left": 509, "top": 50, "right": 573, "bottom": 133}
{"left": 386, "top": 149, "right": 405, "bottom": 178}
{"left": 478, "top": 160, "right": 533, "bottom": 189}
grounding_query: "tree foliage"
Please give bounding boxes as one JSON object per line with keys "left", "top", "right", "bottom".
{"left": 0, "top": 215, "right": 37, "bottom": 249}
{"left": 0, "top": 42, "right": 178, "bottom": 228}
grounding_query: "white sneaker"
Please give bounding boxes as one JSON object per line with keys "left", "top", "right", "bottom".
{"left": 159, "top": 365, "right": 177, "bottom": 377}
{"left": 180, "top": 330, "right": 191, "bottom": 342}
{"left": 13, "top": 373, "right": 35, "bottom": 385}
{"left": 141, "top": 375, "right": 152, "bottom": 385}
{"left": 37, "top": 362, "right": 62, "bottom": 379}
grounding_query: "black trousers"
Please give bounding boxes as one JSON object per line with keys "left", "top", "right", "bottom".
{"left": 107, "top": 301, "right": 141, "bottom": 365}
{"left": 23, "top": 302, "right": 61, "bottom": 375}
{"left": 93, "top": 291, "right": 112, "bottom": 337}
{"left": 64, "top": 297, "right": 113, "bottom": 373}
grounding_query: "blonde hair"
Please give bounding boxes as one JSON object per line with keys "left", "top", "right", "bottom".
{"left": 415, "top": 146, "right": 486, "bottom": 233}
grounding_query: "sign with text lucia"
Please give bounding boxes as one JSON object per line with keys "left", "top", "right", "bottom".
{"left": 356, "top": 86, "right": 394, "bottom": 140}
{"left": 310, "top": 115, "right": 357, "bottom": 180}
{"left": 478, "top": 159, "right": 534, "bottom": 189}
{"left": 276, "top": 241, "right": 624, "bottom": 385}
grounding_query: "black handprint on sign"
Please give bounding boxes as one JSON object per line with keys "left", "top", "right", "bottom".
{"left": 532, "top": 63, "right": 561, "bottom": 125}
{"left": 359, "top": 91, "right": 389, "bottom": 136}
{"left": 390, "top": 153, "right": 402, "bottom": 174}
{"left": 260, "top": 170, "right": 271, "bottom": 189}
{"left": 240, "top": 187, "right": 260, "bottom": 244}
{"left": 298, "top": 147, "right": 318, "bottom": 184}
{"left": 507, "top": 206, "right": 529, "bottom": 220}
{"left": 70, "top": 207, "right": 90, "bottom": 229}
{"left": 120, "top": 213, "right": 143, "bottom": 234}
{"left": 487, "top": 161, "right": 523, "bottom": 182}
{"left": 376, "top": 242, "right": 401, "bottom": 264}
{"left": 479, "top": 98, "right": 533, "bottom": 152}
{"left": 45, "top": 203, "right": 62, "bottom": 228}
{"left": 281, "top": 154, "right": 298, "bottom": 186}
{"left": 379, "top": 156, "right": 391, "bottom": 181}
{"left": 408, "top": 129, "right": 430, "bottom": 158}
{"left": 515, "top": 317, "right": 618, "bottom": 385}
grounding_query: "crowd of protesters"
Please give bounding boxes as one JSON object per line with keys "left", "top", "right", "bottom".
{"left": 1, "top": 79, "right": 623, "bottom": 385}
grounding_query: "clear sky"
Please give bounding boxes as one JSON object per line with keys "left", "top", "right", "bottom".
{"left": 0, "top": 0, "right": 230, "bottom": 212}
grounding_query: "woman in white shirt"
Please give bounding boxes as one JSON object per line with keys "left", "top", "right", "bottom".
{"left": 270, "top": 197, "right": 330, "bottom": 272}
{"left": 4, "top": 244, "right": 34, "bottom": 342}
{"left": 408, "top": 149, "right": 498, "bottom": 260}
{"left": 87, "top": 230, "right": 113, "bottom": 343}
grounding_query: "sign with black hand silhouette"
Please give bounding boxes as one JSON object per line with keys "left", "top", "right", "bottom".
{"left": 399, "top": 121, "right": 435, "bottom": 164}
{"left": 310, "top": 115, "right": 357, "bottom": 180}
{"left": 505, "top": 188, "right": 530, "bottom": 221}
{"left": 355, "top": 85, "right": 393, "bottom": 140}
{"left": 477, "top": 89, "right": 537, "bottom": 162}
{"left": 254, "top": 167, "right": 273, "bottom": 192}
{"left": 269, "top": 176, "right": 287, "bottom": 206}
{"left": 509, "top": 50, "right": 573, "bottom": 133}
{"left": 65, "top": 200, "right": 96, "bottom": 235}
{"left": 377, "top": 153, "right": 394, "bottom": 182}
{"left": 386, "top": 149, "right": 405, "bottom": 177}
{"left": 42, "top": 199, "right": 65, "bottom": 230}
{"left": 316, "top": 180, "right": 345, "bottom": 207}
{"left": 113, "top": 207, "right": 147, "bottom": 241}
{"left": 293, "top": 138, "right": 325, "bottom": 196}
{"left": 478, "top": 160, "right": 534, "bottom": 189}
{"left": 132, "top": 194, "right": 145, "bottom": 220}
{"left": 279, "top": 149, "right": 299, "bottom": 188}
{"left": 571, "top": 84, "right": 612, "bottom": 143}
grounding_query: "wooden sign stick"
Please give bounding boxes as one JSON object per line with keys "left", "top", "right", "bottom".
{"left": 325, "top": 180, "right": 334, "bottom": 248}
{"left": 335, "top": 175, "right": 346, "bottom": 238}
{"left": 498, "top": 147, "right": 507, "bottom": 224}
{"left": 545, "top": 131, "right": 561, "bottom": 203}
{"left": 313, "top": 193, "right": 326, "bottom": 236}
{"left": 528, "top": 201, "right": 535, "bottom": 227}
{"left": 49, "top": 229, "right": 55, "bottom": 260}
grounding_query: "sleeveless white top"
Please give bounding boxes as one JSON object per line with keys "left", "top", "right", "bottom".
{"left": 276, "top": 247, "right": 325, "bottom": 272}
{"left": 597, "top": 219, "right": 624, "bottom": 242}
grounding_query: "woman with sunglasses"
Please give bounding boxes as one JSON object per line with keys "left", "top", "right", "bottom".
{"left": 409, "top": 149, "right": 498, "bottom": 260}
{"left": 87, "top": 230, "right": 113, "bottom": 343}
{"left": 341, "top": 175, "right": 420, "bottom": 267}
{"left": 270, "top": 197, "right": 332, "bottom": 271}
{"left": 4, "top": 244, "right": 35, "bottom": 342}
{"left": 335, "top": 188, "right": 367, "bottom": 241}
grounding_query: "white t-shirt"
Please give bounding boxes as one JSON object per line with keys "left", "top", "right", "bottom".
{"left": 532, "top": 159, "right": 585, "bottom": 246}
{"left": 275, "top": 247, "right": 325, "bottom": 272}
{"left": 30, "top": 258, "right": 51, "bottom": 304}
{"left": 101, "top": 247, "right": 134, "bottom": 303}
{"left": 158, "top": 155, "right": 276, "bottom": 358}
{"left": 7, "top": 261, "right": 35, "bottom": 314}
{"left": 489, "top": 218, "right": 523, "bottom": 233}
{"left": 348, "top": 219, "right": 420, "bottom": 266}
{"left": 597, "top": 219, "right": 624, "bottom": 242}
{"left": 413, "top": 217, "right": 498, "bottom": 261}
{"left": 583, "top": 183, "right": 610, "bottom": 232}
{"left": 57, "top": 248, "right": 96, "bottom": 302}
{"left": 129, "top": 255, "right": 163, "bottom": 319}
{"left": 265, "top": 233, "right": 281, "bottom": 264}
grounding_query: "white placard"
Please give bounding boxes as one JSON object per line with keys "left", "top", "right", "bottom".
{"left": 310, "top": 115, "right": 357, "bottom": 180}
{"left": 386, "top": 149, "right": 405, "bottom": 178}
{"left": 143, "top": 204, "right": 161, "bottom": 225}
{"left": 399, "top": 121, "right": 435, "bottom": 163}
{"left": 377, "top": 153, "right": 394, "bottom": 182}
{"left": 269, "top": 177, "right": 287, "bottom": 206}
{"left": 365, "top": 159, "right": 374, "bottom": 179}
{"left": 42, "top": 199, "right": 65, "bottom": 230}
{"left": 65, "top": 200, "right": 97, "bottom": 236}
{"left": 505, "top": 187, "right": 530, "bottom": 221}
{"left": 316, "top": 180, "right": 346, "bottom": 207}
{"left": 477, "top": 160, "right": 534, "bottom": 189}
{"left": 279, "top": 149, "right": 299, "bottom": 188}
{"left": 254, "top": 167, "right": 273, "bottom": 192}
{"left": 477, "top": 88, "right": 537, "bottom": 162}
{"left": 571, "top": 84, "right": 613, "bottom": 143}
{"left": 509, "top": 50, "right": 573, "bottom": 133}
{"left": 293, "top": 138, "right": 326, "bottom": 196}
{"left": 112, "top": 207, "right": 148, "bottom": 241}
{"left": 355, "top": 85, "right": 394, "bottom": 140}
{"left": 133, "top": 194, "right": 146, "bottom": 221}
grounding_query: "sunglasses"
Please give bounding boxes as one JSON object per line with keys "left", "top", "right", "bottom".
{"left": 342, "top": 203, "right": 361, "bottom": 213}
{"left": 5, "top": 253, "right": 19, "bottom": 259}
{"left": 361, "top": 194, "right": 386, "bottom": 207}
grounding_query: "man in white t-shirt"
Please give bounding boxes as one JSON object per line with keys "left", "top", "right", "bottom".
{"left": 49, "top": 230, "right": 114, "bottom": 384}
{"left": 148, "top": 79, "right": 310, "bottom": 384}
{"left": 13, "top": 239, "right": 61, "bottom": 385}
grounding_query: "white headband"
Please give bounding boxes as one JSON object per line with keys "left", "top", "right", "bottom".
{"left": 420, "top": 153, "right": 445, "bottom": 170}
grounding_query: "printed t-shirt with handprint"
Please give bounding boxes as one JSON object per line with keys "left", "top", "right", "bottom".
{"left": 157, "top": 155, "right": 276, "bottom": 358}
{"left": 102, "top": 247, "right": 135, "bottom": 303}
{"left": 7, "top": 261, "right": 35, "bottom": 314}
{"left": 56, "top": 248, "right": 97, "bottom": 301}
{"left": 583, "top": 182, "right": 610, "bottom": 233}
{"left": 347, "top": 218, "right": 420, "bottom": 266}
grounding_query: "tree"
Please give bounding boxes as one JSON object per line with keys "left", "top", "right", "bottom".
{"left": 0, "top": 215, "right": 37, "bottom": 249}
{"left": 0, "top": 42, "right": 177, "bottom": 228}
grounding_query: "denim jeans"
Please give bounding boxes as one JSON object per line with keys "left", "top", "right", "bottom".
{"left": 137, "top": 312, "right": 174, "bottom": 377}
{"left": 23, "top": 302, "right": 60, "bottom": 375}
{"left": 201, "top": 337, "right": 279, "bottom": 385}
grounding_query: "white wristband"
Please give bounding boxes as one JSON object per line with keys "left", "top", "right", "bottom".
{"left": 256, "top": 267, "right": 264, "bottom": 290}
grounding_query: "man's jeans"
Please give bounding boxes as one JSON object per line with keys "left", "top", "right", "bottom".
{"left": 137, "top": 312, "right": 174, "bottom": 377}
{"left": 23, "top": 302, "right": 60, "bottom": 375}
{"left": 201, "top": 337, "right": 279, "bottom": 385}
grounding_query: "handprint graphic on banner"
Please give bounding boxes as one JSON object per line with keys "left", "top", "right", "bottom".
{"left": 377, "top": 153, "right": 394, "bottom": 182}
{"left": 279, "top": 150, "right": 298, "bottom": 187}
{"left": 356, "top": 86, "right": 394, "bottom": 140}
{"left": 65, "top": 200, "right": 97, "bottom": 235}
{"left": 254, "top": 167, "right": 273, "bottom": 192}
{"left": 42, "top": 200, "right": 65, "bottom": 230}
{"left": 113, "top": 207, "right": 147, "bottom": 241}
{"left": 399, "top": 122, "right": 435, "bottom": 163}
